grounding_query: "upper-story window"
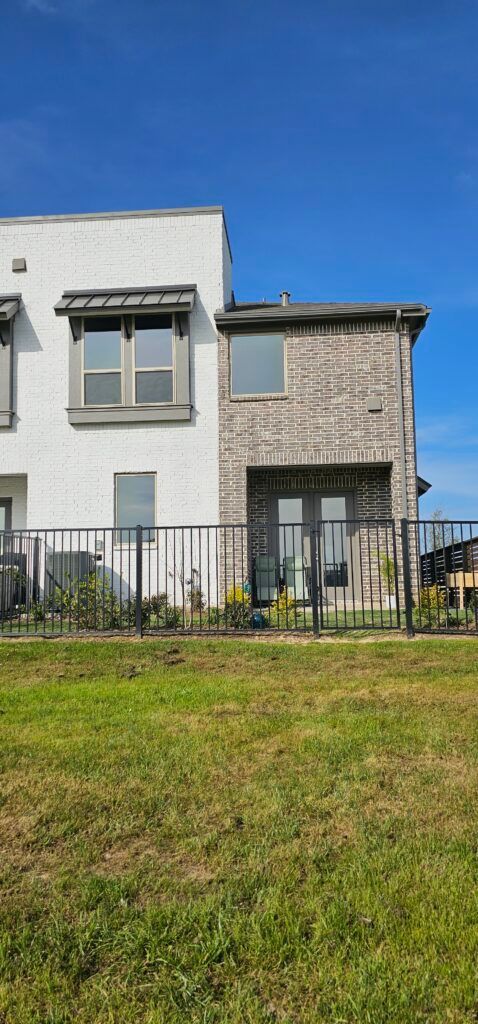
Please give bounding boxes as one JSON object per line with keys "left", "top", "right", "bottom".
{"left": 55, "top": 285, "right": 196, "bottom": 424}
{"left": 230, "top": 333, "right": 286, "bottom": 397}
{"left": 82, "top": 315, "right": 175, "bottom": 408}
{"left": 84, "top": 317, "right": 123, "bottom": 406}
{"left": 134, "top": 316, "right": 174, "bottom": 404}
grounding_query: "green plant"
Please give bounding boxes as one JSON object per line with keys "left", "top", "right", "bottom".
{"left": 378, "top": 552, "right": 396, "bottom": 591}
{"left": 271, "top": 587, "right": 297, "bottom": 622}
{"left": 56, "top": 572, "right": 134, "bottom": 630}
{"left": 207, "top": 606, "right": 222, "bottom": 626}
{"left": 141, "top": 593, "right": 182, "bottom": 629}
{"left": 224, "top": 584, "right": 251, "bottom": 629}
{"left": 188, "top": 584, "right": 205, "bottom": 613}
{"left": 414, "top": 585, "right": 446, "bottom": 628}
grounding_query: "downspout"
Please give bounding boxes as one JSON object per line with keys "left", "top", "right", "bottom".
{"left": 394, "top": 308, "right": 408, "bottom": 518}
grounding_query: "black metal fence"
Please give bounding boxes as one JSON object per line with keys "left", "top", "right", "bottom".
{"left": 407, "top": 520, "right": 478, "bottom": 634}
{"left": 0, "top": 518, "right": 476, "bottom": 637}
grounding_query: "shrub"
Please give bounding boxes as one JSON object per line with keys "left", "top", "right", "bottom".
{"left": 56, "top": 571, "right": 134, "bottom": 631}
{"left": 224, "top": 584, "right": 251, "bottom": 629}
{"left": 207, "top": 606, "right": 222, "bottom": 626}
{"left": 141, "top": 593, "right": 182, "bottom": 629}
{"left": 378, "top": 553, "right": 396, "bottom": 591}
{"left": 188, "top": 584, "right": 205, "bottom": 613}
{"left": 271, "top": 588, "right": 297, "bottom": 626}
{"left": 414, "top": 585, "right": 445, "bottom": 628}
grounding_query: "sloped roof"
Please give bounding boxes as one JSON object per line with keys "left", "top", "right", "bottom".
{"left": 55, "top": 285, "right": 196, "bottom": 317}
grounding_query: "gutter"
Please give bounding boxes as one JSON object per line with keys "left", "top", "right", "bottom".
{"left": 394, "top": 309, "right": 409, "bottom": 517}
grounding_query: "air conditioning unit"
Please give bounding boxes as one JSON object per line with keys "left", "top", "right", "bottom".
{"left": 0, "top": 549, "right": 29, "bottom": 616}
{"left": 46, "top": 551, "right": 96, "bottom": 599}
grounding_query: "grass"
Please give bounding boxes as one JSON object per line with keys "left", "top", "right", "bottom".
{"left": 0, "top": 637, "right": 478, "bottom": 1023}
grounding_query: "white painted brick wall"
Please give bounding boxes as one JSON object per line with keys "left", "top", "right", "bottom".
{"left": 0, "top": 209, "right": 232, "bottom": 530}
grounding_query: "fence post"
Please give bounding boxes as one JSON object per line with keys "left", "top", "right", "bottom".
{"left": 400, "top": 518, "right": 414, "bottom": 638}
{"left": 309, "top": 524, "right": 320, "bottom": 636}
{"left": 135, "top": 524, "right": 143, "bottom": 638}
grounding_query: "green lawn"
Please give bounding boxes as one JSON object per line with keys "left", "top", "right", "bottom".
{"left": 1, "top": 638, "right": 478, "bottom": 1023}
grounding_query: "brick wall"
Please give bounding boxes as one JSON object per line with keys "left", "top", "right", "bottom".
{"left": 218, "top": 319, "right": 418, "bottom": 526}
{"left": 247, "top": 465, "right": 392, "bottom": 523}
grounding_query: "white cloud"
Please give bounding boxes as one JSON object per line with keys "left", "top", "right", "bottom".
{"left": 416, "top": 413, "right": 478, "bottom": 519}
{"left": 416, "top": 414, "right": 478, "bottom": 450}
{"left": 24, "top": 0, "right": 57, "bottom": 11}
{"left": 23, "top": 0, "right": 97, "bottom": 14}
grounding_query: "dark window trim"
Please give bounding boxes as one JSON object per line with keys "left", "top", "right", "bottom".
{"left": 67, "top": 311, "right": 191, "bottom": 424}
{"left": 229, "top": 331, "right": 287, "bottom": 400}
{"left": 114, "top": 472, "right": 157, "bottom": 547}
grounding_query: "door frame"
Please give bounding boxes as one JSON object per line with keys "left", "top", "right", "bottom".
{"left": 268, "top": 489, "right": 359, "bottom": 602}
{"left": 0, "top": 498, "right": 12, "bottom": 532}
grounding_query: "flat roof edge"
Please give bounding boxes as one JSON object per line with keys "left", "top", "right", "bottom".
{"left": 0, "top": 205, "right": 225, "bottom": 227}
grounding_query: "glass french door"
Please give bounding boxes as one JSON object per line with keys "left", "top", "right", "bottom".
{"left": 271, "top": 491, "right": 356, "bottom": 601}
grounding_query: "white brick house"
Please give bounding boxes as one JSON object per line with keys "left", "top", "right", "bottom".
{"left": 0, "top": 206, "right": 232, "bottom": 532}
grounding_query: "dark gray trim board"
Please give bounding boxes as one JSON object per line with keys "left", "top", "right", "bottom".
{"left": 67, "top": 404, "right": 192, "bottom": 424}
{"left": 215, "top": 301, "right": 431, "bottom": 338}
{"left": 67, "top": 310, "right": 191, "bottom": 423}
{"left": 0, "top": 297, "right": 20, "bottom": 429}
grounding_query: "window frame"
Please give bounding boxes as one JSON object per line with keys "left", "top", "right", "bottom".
{"left": 81, "top": 316, "right": 125, "bottom": 409}
{"left": 67, "top": 311, "right": 191, "bottom": 424}
{"left": 229, "top": 330, "right": 288, "bottom": 400}
{"left": 114, "top": 472, "right": 157, "bottom": 547}
{"left": 132, "top": 316, "right": 176, "bottom": 407}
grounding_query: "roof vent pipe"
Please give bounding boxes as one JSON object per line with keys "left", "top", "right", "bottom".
{"left": 280, "top": 290, "right": 291, "bottom": 306}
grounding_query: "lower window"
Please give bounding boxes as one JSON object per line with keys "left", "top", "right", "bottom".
{"left": 115, "top": 473, "right": 156, "bottom": 544}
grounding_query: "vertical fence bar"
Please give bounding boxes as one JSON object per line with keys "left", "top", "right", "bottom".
{"left": 400, "top": 518, "right": 415, "bottom": 638}
{"left": 392, "top": 521, "right": 401, "bottom": 629}
{"left": 309, "top": 523, "right": 320, "bottom": 636}
{"left": 135, "top": 524, "right": 143, "bottom": 638}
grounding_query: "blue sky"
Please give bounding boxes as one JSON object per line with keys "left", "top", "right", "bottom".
{"left": 2, "top": 0, "right": 478, "bottom": 519}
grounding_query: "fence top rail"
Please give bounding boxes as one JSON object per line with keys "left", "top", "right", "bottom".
{"left": 410, "top": 520, "right": 478, "bottom": 527}
{"left": 0, "top": 517, "right": 398, "bottom": 536}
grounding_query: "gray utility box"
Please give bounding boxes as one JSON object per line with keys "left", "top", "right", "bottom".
{"left": 46, "top": 551, "right": 96, "bottom": 599}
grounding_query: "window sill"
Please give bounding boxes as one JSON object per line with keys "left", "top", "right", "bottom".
{"left": 0, "top": 410, "right": 13, "bottom": 428}
{"left": 229, "top": 393, "right": 288, "bottom": 403}
{"left": 67, "top": 404, "right": 192, "bottom": 424}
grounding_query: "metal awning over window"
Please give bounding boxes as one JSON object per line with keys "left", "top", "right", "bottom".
{"left": 0, "top": 295, "right": 21, "bottom": 348}
{"left": 0, "top": 294, "right": 21, "bottom": 321}
{"left": 54, "top": 284, "right": 196, "bottom": 318}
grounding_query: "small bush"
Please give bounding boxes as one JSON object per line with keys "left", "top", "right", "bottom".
{"left": 224, "top": 585, "right": 251, "bottom": 629}
{"left": 414, "top": 585, "right": 445, "bottom": 628}
{"left": 188, "top": 585, "right": 205, "bottom": 613}
{"left": 141, "top": 593, "right": 182, "bottom": 629}
{"left": 56, "top": 571, "right": 134, "bottom": 630}
{"left": 271, "top": 588, "right": 296, "bottom": 615}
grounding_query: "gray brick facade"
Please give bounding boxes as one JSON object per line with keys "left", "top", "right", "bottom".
{"left": 218, "top": 317, "right": 419, "bottom": 527}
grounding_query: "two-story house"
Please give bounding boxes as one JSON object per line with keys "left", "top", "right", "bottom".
{"left": 0, "top": 204, "right": 430, "bottom": 615}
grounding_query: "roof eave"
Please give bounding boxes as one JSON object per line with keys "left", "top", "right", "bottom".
{"left": 215, "top": 304, "right": 431, "bottom": 330}
{"left": 417, "top": 475, "right": 432, "bottom": 497}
